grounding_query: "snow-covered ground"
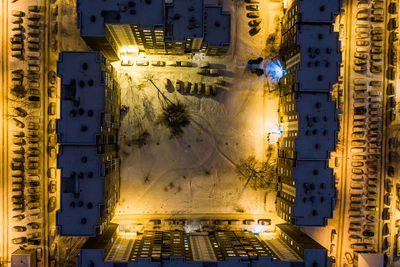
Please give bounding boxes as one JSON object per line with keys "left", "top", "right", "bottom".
{"left": 115, "top": 0, "right": 282, "bottom": 216}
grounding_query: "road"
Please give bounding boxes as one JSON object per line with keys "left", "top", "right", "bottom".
{"left": 1, "top": 0, "right": 59, "bottom": 266}
{"left": 335, "top": 0, "right": 354, "bottom": 264}
{"left": 0, "top": 0, "right": 10, "bottom": 265}
{"left": 335, "top": 0, "right": 394, "bottom": 266}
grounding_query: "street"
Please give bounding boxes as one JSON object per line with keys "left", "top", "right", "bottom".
{"left": 333, "top": 0, "right": 399, "bottom": 266}
{"left": 1, "top": 0, "right": 60, "bottom": 265}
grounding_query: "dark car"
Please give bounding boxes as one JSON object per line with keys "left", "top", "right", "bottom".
{"left": 246, "top": 5, "right": 259, "bottom": 11}
{"left": 362, "top": 230, "right": 374, "bottom": 237}
{"left": 249, "top": 26, "right": 261, "bottom": 36}
{"left": 248, "top": 19, "right": 261, "bottom": 27}
{"left": 248, "top": 57, "right": 263, "bottom": 65}
{"left": 246, "top": 12, "right": 259, "bottom": 18}
{"left": 28, "top": 238, "right": 41, "bottom": 245}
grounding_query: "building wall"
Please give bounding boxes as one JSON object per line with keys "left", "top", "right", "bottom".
{"left": 276, "top": 224, "right": 328, "bottom": 267}
{"left": 77, "top": 225, "right": 328, "bottom": 266}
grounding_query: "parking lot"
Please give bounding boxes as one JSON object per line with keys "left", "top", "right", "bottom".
{"left": 330, "top": 0, "right": 399, "bottom": 266}
{"left": 2, "top": 0, "right": 61, "bottom": 265}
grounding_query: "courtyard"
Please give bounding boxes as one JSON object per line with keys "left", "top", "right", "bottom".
{"left": 113, "top": 0, "right": 282, "bottom": 217}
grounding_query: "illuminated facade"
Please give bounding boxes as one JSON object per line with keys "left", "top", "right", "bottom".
{"left": 276, "top": 0, "right": 341, "bottom": 226}
{"left": 56, "top": 51, "right": 120, "bottom": 236}
{"left": 76, "top": 0, "right": 230, "bottom": 60}
{"left": 77, "top": 223, "right": 329, "bottom": 266}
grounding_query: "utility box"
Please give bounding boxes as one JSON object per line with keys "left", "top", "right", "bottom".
{"left": 11, "top": 249, "right": 36, "bottom": 267}
{"left": 353, "top": 252, "right": 383, "bottom": 267}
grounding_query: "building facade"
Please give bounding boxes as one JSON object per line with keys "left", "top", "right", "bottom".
{"left": 276, "top": 0, "right": 341, "bottom": 226}
{"left": 77, "top": 223, "right": 329, "bottom": 266}
{"left": 76, "top": 0, "right": 230, "bottom": 60}
{"left": 56, "top": 51, "right": 121, "bottom": 236}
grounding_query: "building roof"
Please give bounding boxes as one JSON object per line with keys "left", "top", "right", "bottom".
{"left": 77, "top": 0, "right": 230, "bottom": 49}
{"left": 291, "top": 160, "right": 335, "bottom": 226}
{"left": 295, "top": 0, "right": 340, "bottom": 23}
{"left": 204, "top": 6, "right": 231, "bottom": 46}
{"left": 11, "top": 249, "right": 36, "bottom": 267}
{"left": 56, "top": 145, "right": 105, "bottom": 236}
{"left": 296, "top": 24, "right": 341, "bottom": 92}
{"left": 294, "top": 93, "right": 338, "bottom": 160}
{"left": 165, "top": 0, "right": 203, "bottom": 41}
{"left": 57, "top": 51, "right": 105, "bottom": 145}
{"left": 77, "top": 0, "right": 164, "bottom": 37}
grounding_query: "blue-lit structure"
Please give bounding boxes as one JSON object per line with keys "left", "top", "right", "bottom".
{"left": 265, "top": 59, "right": 286, "bottom": 83}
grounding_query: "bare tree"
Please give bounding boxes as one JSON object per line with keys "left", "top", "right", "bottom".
{"left": 145, "top": 77, "right": 190, "bottom": 138}
{"left": 157, "top": 101, "right": 190, "bottom": 138}
{"left": 235, "top": 154, "right": 276, "bottom": 190}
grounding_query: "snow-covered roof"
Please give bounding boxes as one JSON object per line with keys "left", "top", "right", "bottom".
{"left": 296, "top": 24, "right": 341, "bottom": 92}
{"left": 56, "top": 51, "right": 110, "bottom": 236}
{"left": 281, "top": 24, "right": 341, "bottom": 94}
{"left": 284, "top": 0, "right": 340, "bottom": 24}
{"left": 278, "top": 0, "right": 340, "bottom": 227}
{"left": 56, "top": 51, "right": 105, "bottom": 145}
{"left": 291, "top": 160, "right": 335, "bottom": 226}
{"left": 56, "top": 145, "right": 105, "bottom": 236}
{"left": 165, "top": 0, "right": 203, "bottom": 41}
{"left": 76, "top": 0, "right": 230, "bottom": 48}
{"left": 294, "top": 93, "right": 338, "bottom": 160}
{"left": 204, "top": 6, "right": 231, "bottom": 47}
{"left": 77, "top": 0, "right": 164, "bottom": 37}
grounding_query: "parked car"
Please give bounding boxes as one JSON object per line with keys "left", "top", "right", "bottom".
{"left": 27, "top": 36, "right": 39, "bottom": 44}
{"left": 246, "top": 5, "right": 260, "bottom": 11}
{"left": 28, "top": 29, "right": 40, "bottom": 36}
{"left": 12, "top": 11, "right": 24, "bottom": 17}
{"left": 354, "top": 65, "right": 367, "bottom": 73}
{"left": 49, "top": 180, "right": 56, "bottom": 193}
{"left": 356, "top": 40, "right": 369, "bottom": 46}
{"left": 248, "top": 19, "right": 261, "bottom": 27}
{"left": 151, "top": 61, "right": 165, "bottom": 67}
{"left": 246, "top": 12, "right": 259, "bottom": 18}
{"left": 354, "top": 52, "right": 368, "bottom": 59}
{"left": 10, "top": 36, "right": 22, "bottom": 43}
{"left": 28, "top": 5, "right": 41, "bottom": 12}
{"left": 249, "top": 26, "right": 261, "bottom": 36}
{"left": 12, "top": 214, "right": 25, "bottom": 222}
{"left": 12, "top": 237, "right": 26, "bottom": 244}
{"left": 135, "top": 60, "right": 148, "bottom": 66}
{"left": 13, "top": 107, "right": 27, "bottom": 117}
{"left": 28, "top": 13, "right": 41, "bottom": 21}
{"left": 356, "top": 10, "right": 369, "bottom": 20}
{"left": 11, "top": 43, "right": 23, "bottom": 51}
{"left": 28, "top": 238, "right": 41, "bottom": 246}
{"left": 28, "top": 43, "right": 40, "bottom": 51}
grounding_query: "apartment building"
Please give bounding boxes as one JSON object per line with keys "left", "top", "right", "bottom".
{"left": 76, "top": 0, "right": 230, "bottom": 60}
{"left": 276, "top": 0, "right": 341, "bottom": 226}
{"left": 77, "top": 223, "right": 329, "bottom": 266}
{"left": 56, "top": 51, "right": 120, "bottom": 236}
